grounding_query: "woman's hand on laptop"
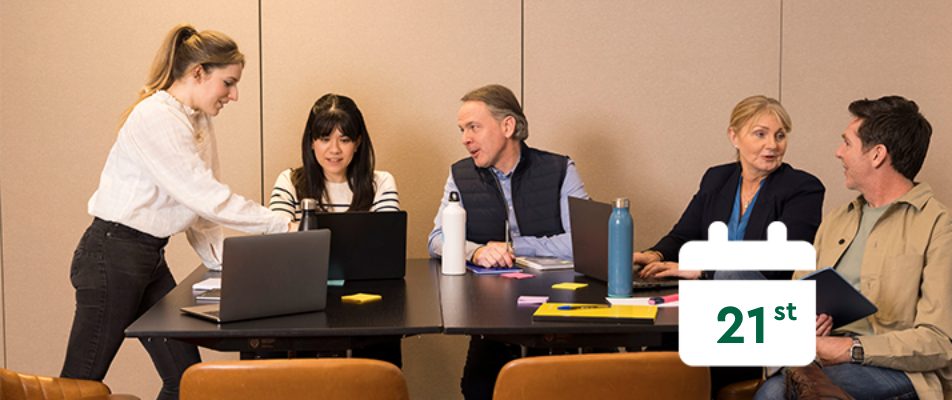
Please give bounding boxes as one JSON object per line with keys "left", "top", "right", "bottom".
{"left": 639, "top": 261, "right": 701, "bottom": 280}
{"left": 472, "top": 242, "right": 514, "bottom": 268}
{"left": 632, "top": 251, "right": 660, "bottom": 266}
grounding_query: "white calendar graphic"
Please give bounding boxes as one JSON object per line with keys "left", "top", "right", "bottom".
{"left": 678, "top": 221, "right": 816, "bottom": 366}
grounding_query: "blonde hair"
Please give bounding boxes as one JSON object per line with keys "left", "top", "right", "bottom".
{"left": 119, "top": 24, "right": 244, "bottom": 125}
{"left": 729, "top": 95, "right": 792, "bottom": 134}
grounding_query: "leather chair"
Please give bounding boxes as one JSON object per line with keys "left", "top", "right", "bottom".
{"left": 716, "top": 378, "right": 762, "bottom": 400}
{"left": 180, "top": 358, "right": 409, "bottom": 400}
{"left": 492, "top": 351, "right": 710, "bottom": 400}
{"left": 0, "top": 368, "right": 139, "bottom": 400}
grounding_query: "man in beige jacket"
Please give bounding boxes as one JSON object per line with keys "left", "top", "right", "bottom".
{"left": 756, "top": 95, "right": 952, "bottom": 400}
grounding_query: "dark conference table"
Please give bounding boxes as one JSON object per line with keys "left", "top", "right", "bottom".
{"left": 127, "top": 258, "right": 677, "bottom": 354}
{"left": 435, "top": 258, "right": 678, "bottom": 349}
{"left": 125, "top": 259, "right": 443, "bottom": 356}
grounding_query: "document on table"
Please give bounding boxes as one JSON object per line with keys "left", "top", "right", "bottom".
{"left": 192, "top": 278, "right": 221, "bottom": 291}
{"left": 607, "top": 297, "right": 679, "bottom": 308}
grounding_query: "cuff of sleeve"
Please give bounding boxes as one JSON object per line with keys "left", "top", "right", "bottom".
{"left": 512, "top": 237, "right": 534, "bottom": 256}
{"left": 464, "top": 242, "right": 481, "bottom": 261}
{"left": 856, "top": 335, "right": 885, "bottom": 364}
{"left": 270, "top": 214, "right": 292, "bottom": 233}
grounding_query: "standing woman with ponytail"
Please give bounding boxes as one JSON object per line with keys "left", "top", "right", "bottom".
{"left": 60, "top": 24, "right": 290, "bottom": 399}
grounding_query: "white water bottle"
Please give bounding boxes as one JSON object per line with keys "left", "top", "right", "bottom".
{"left": 442, "top": 191, "right": 467, "bottom": 275}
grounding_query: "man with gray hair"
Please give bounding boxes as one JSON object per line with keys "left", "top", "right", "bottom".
{"left": 428, "top": 84, "right": 588, "bottom": 267}
{"left": 428, "top": 84, "right": 588, "bottom": 399}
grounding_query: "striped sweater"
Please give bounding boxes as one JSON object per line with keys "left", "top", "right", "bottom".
{"left": 270, "top": 168, "right": 399, "bottom": 220}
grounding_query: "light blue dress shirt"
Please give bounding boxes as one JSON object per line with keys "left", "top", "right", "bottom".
{"left": 427, "top": 156, "right": 588, "bottom": 261}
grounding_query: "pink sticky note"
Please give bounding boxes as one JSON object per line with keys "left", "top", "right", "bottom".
{"left": 501, "top": 272, "right": 535, "bottom": 280}
{"left": 517, "top": 296, "right": 549, "bottom": 305}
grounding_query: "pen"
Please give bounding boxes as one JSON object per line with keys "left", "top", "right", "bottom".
{"left": 557, "top": 305, "right": 610, "bottom": 310}
{"left": 505, "top": 220, "right": 513, "bottom": 255}
{"left": 648, "top": 294, "right": 679, "bottom": 305}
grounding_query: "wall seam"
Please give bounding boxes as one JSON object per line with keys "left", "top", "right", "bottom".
{"left": 258, "top": 0, "right": 266, "bottom": 204}
{"left": 520, "top": 0, "right": 525, "bottom": 105}
{"left": 778, "top": 0, "right": 784, "bottom": 102}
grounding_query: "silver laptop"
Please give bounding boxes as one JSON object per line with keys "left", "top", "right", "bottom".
{"left": 181, "top": 229, "right": 331, "bottom": 323}
{"left": 568, "top": 197, "right": 678, "bottom": 289}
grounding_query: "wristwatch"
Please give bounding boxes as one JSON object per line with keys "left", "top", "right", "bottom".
{"left": 849, "top": 337, "right": 864, "bottom": 364}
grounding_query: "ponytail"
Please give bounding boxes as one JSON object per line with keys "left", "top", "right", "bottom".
{"left": 118, "top": 24, "right": 243, "bottom": 127}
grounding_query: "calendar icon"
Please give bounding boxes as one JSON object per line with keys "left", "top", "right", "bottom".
{"left": 678, "top": 221, "right": 816, "bottom": 366}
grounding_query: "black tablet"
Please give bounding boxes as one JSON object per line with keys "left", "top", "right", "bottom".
{"left": 801, "top": 267, "right": 878, "bottom": 328}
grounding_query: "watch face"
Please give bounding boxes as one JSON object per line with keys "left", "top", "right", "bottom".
{"left": 851, "top": 341, "right": 864, "bottom": 363}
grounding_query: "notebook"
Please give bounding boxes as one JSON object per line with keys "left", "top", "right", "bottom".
{"left": 467, "top": 263, "right": 523, "bottom": 275}
{"left": 515, "top": 256, "right": 574, "bottom": 271}
{"left": 801, "top": 267, "right": 878, "bottom": 328}
{"left": 180, "top": 229, "right": 331, "bottom": 323}
{"left": 568, "top": 197, "right": 679, "bottom": 289}
{"left": 532, "top": 302, "right": 658, "bottom": 324}
{"left": 313, "top": 211, "right": 407, "bottom": 280}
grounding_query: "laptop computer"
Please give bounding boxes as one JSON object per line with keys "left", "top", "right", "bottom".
{"left": 569, "top": 197, "right": 679, "bottom": 289}
{"left": 181, "top": 229, "right": 331, "bottom": 323}
{"left": 314, "top": 211, "right": 407, "bottom": 280}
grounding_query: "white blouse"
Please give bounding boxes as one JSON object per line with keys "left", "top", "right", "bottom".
{"left": 270, "top": 169, "right": 399, "bottom": 219}
{"left": 88, "top": 91, "right": 290, "bottom": 269}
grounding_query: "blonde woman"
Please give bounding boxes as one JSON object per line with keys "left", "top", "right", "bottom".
{"left": 61, "top": 24, "right": 290, "bottom": 399}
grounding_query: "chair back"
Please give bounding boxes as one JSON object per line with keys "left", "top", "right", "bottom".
{"left": 180, "top": 358, "right": 409, "bottom": 400}
{"left": 493, "top": 351, "right": 710, "bottom": 400}
{"left": 0, "top": 367, "right": 124, "bottom": 400}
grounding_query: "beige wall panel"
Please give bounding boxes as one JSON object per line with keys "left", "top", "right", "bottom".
{"left": 261, "top": 1, "right": 521, "bottom": 260}
{"left": 782, "top": 1, "right": 952, "bottom": 211}
{"left": 0, "top": 1, "right": 259, "bottom": 397}
{"left": 525, "top": 1, "right": 781, "bottom": 250}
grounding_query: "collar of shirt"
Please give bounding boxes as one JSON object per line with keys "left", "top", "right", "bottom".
{"left": 156, "top": 90, "right": 199, "bottom": 117}
{"left": 848, "top": 182, "right": 932, "bottom": 213}
{"left": 490, "top": 153, "right": 523, "bottom": 180}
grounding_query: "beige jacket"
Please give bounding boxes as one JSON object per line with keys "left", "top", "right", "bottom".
{"left": 793, "top": 183, "right": 952, "bottom": 400}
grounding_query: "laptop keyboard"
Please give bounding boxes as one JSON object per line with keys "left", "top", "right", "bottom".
{"left": 632, "top": 276, "right": 679, "bottom": 289}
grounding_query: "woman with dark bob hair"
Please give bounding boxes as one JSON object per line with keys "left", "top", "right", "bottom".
{"left": 270, "top": 93, "right": 401, "bottom": 365}
{"left": 270, "top": 93, "right": 398, "bottom": 216}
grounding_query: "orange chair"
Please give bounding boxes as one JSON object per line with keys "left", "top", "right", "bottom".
{"left": 0, "top": 368, "right": 139, "bottom": 400}
{"left": 716, "top": 378, "right": 763, "bottom": 400}
{"left": 180, "top": 358, "right": 409, "bottom": 400}
{"left": 492, "top": 351, "right": 710, "bottom": 400}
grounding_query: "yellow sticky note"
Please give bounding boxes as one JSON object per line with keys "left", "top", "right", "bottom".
{"left": 341, "top": 293, "right": 382, "bottom": 304}
{"left": 551, "top": 282, "right": 588, "bottom": 290}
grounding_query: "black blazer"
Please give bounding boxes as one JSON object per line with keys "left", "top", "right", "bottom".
{"left": 651, "top": 162, "right": 825, "bottom": 280}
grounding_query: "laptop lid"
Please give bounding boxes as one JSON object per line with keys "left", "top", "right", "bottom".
{"left": 569, "top": 197, "right": 613, "bottom": 282}
{"left": 182, "top": 229, "right": 331, "bottom": 323}
{"left": 569, "top": 197, "right": 677, "bottom": 289}
{"left": 315, "top": 211, "right": 407, "bottom": 280}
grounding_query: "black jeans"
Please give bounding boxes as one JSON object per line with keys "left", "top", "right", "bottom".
{"left": 461, "top": 337, "right": 522, "bottom": 400}
{"left": 61, "top": 218, "right": 200, "bottom": 400}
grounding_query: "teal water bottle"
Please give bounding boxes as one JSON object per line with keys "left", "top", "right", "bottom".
{"left": 608, "top": 197, "right": 633, "bottom": 298}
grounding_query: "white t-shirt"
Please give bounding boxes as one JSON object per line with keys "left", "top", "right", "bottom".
{"left": 270, "top": 169, "right": 399, "bottom": 220}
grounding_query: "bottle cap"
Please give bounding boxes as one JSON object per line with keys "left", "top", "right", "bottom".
{"left": 613, "top": 197, "right": 629, "bottom": 208}
{"left": 449, "top": 191, "right": 460, "bottom": 202}
{"left": 301, "top": 198, "right": 318, "bottom": 211}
